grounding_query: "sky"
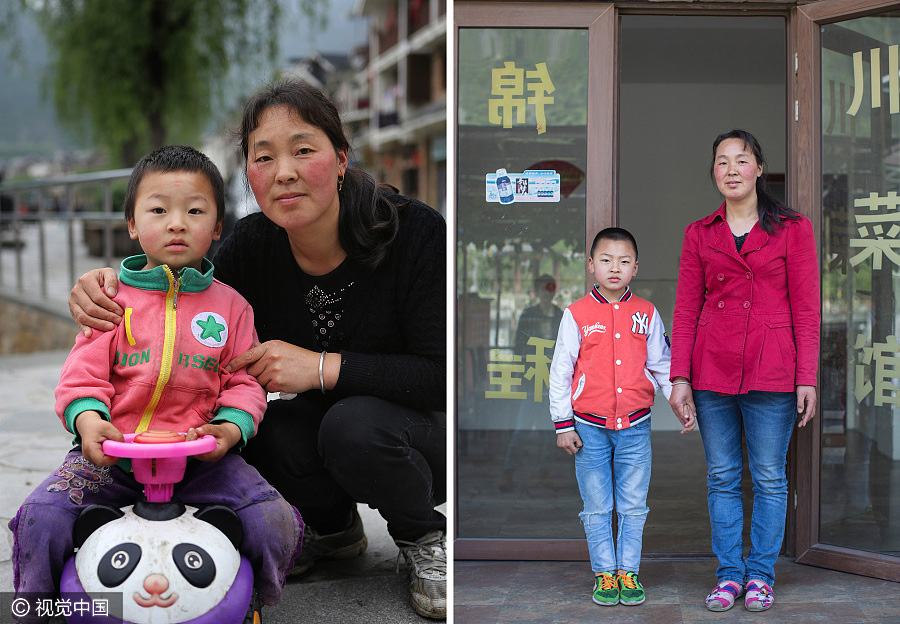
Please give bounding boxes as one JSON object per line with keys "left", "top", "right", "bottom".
{"left": 281, "top": 0, "right": 367, "bottom": 61}
{"left": 0, "top": 0, "right": 368, "bottom": 161}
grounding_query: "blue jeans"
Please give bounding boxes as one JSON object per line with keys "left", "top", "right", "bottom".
{"left": 574, "top": 419, "right": 651, "bottom": 574}
{"left": 693, "top": 390, "right": 797, "bottom": 587}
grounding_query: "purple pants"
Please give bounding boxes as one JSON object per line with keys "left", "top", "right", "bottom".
{"left": 9, "top": 449, "right": 303, "bottom": 610}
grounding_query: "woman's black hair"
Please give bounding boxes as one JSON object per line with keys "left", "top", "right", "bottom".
{"left": 239, "top": 78, "right": 402, "bottom": 268}
{"left": 710, "top": 129, "right": 800, "bottom": 234}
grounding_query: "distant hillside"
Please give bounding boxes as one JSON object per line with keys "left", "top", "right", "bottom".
{"left": 0, "top": 10, "right": 91, "bottom": 159}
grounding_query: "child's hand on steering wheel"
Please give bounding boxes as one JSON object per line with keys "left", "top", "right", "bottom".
{"left": 74, "top": 411, "right": 125, "bottom": 466}
{"left": 185, "top": 422, "right": 242, "bottom": 462}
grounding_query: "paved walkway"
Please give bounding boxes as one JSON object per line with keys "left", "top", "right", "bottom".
{"left": 0, "top": 350, "right": 441, "bottom": 623}
{"left": 456, "top": 560, "right": 900, "bottom": 623}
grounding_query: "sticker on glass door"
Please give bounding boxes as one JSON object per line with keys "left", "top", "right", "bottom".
{"left": 485, "top": 169, "right": 561, "bottom": 203}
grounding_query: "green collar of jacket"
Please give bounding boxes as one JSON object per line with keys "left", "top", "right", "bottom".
{"left": 119, "top": 255, "right": 214, "bottom": 293}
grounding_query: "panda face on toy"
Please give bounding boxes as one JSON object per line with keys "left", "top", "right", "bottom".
{"left": 73, "top": 502, "right": 243, "bottom": 624}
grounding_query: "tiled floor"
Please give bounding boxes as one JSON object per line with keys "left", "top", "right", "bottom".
{"left": 457, "top": 429, "right": 751, "bottom": 551}
{"left": 454, "top": 558, "right": 900, "bottom": 623}
{"left": 457, "top": 427, "right": 900, "bottom": 555}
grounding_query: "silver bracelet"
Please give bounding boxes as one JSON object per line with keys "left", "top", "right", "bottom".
{"left": 672, "top": 381, "right": 691, "bottom": 386}
{"left": 318, "top": 350, "right": 327, "bottom": 394}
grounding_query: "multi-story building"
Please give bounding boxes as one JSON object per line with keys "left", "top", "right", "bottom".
{"left": 348, "top": 0, "right": 446, "bottom": 214}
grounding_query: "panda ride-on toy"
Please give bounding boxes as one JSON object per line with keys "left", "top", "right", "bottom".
{"left": 59, "top": 430, "right": 256, "bottom": 624}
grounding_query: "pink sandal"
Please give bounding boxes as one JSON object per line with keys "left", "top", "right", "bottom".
{"left": 705, "top": 580, "right": 744, "bottom": 611}
{"left": 744, "top": 580, "right": 774, "bottom": 611}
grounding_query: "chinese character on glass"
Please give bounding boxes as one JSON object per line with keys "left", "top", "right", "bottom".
{"left": 486, "top": 338, "right": 556, "bottom": 401}
{"left": 486, "top": 349, "right": 528, "bottom": 399}
{"left": 847, "top": 45, "right": 900, "bottom": 116}
{"left": 854, "top": 334, "right": 900, "bottom": 406}
{"left": 523, "top": 337, "right": 554, "bottom": 402}
{"left": 850, "top": 191, "right": 900, "bottom": 270}
{"left": 489, "top": 61, "right": 556, "bottom": 134}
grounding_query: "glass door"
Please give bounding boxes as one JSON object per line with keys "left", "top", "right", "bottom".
{"left": 794, "top": 0, "right": 900, "bottom": 581}
{"left": 457, "top": 25, "right": 589, "bottom": 542}
{"left": 454, "top": 2, "right": 613, "bottom": 559}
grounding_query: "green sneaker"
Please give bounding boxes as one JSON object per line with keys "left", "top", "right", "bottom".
{"left": 617, "top": 571, "right": 646, "bottom": 606}
{"left": 592, "top": 572, "right": 619, "bottom": 606}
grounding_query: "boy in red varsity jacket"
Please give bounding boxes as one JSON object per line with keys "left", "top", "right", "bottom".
{"left": 10, "top": 147, "right": 301, "bottom": 621}
{"left": 549, "top": 227, "right": 695, "bottom": 608}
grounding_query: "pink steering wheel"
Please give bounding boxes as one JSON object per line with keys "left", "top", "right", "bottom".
{"left": 102, "top": 432, "right": 217, "bottom": 502}
{"left": 102, "top": 433, "right": 216, "bottom": 459}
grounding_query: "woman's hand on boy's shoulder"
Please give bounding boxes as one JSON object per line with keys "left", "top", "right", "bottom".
{"left": 70, "top": 267, "right": 124, "bottom": 337}
{"left": 557, "top": 431, "right": 583, "bottom": 455}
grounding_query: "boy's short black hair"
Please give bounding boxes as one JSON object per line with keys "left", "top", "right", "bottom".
{"left": 123, "top": 145, "right": 225, "bottom": 223}
{"left": 590, "top": 227, "right": 639, "bottom": 259}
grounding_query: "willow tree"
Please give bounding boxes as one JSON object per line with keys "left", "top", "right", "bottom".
{"left": 9, "top": 0, "right": 324, "bottom": 167}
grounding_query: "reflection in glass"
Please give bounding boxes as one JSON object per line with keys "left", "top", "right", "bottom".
{"left": 820, "top": 12, "right": 900, "bottom": 556}
{"left": 457, "top": 28, "right": 588, "bottom": 538}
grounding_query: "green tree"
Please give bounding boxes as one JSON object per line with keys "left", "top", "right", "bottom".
{"left": 3, "top": 0, "right": 325, "bottom": 167}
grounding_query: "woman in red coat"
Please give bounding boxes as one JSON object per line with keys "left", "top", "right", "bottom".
{"left": 669, "top": 129, "right": 819, "bottom": 613}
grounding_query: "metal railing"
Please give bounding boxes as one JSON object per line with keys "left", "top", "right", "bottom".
{"left": 0, "top": 169, "right": 132, "bottom": 311}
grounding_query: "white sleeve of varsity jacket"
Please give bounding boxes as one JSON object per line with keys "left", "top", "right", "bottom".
{"left": 646, "top": 305, "right": 673, "bottom": 401}
{"left": 549, "top": 308, "right": 581, "bottom": 430}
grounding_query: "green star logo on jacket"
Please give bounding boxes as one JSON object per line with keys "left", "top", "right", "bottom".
{"left": 191, "top": 312, "right": 229, "bottom": 348}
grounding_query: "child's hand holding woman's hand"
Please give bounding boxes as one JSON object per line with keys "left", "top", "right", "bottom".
{"left": 557, "top": 431, "right": 583, "bottom": 455}
{"left": 185, "top": 422, "right": 242, "bottom": 462}
{"left": 74, "top": 410, "right": 125, "bottom": 466}
{"left": 677, "top": 403, "right": 697, "bottom": 434}
{"left": 669, "top": 378, "right": 697, "bottom": 434}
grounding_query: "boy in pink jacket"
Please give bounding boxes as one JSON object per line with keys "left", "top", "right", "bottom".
{"left": 9, "top": 146, "right": 302, "bottom": 621}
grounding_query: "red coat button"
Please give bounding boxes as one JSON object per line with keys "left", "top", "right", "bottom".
{"left": 746, "top": 272, "right": 752, "bottom": 279}
{"left": 717, "top": 274, "right": 725, "bottom": 281}
{"left": 743, "top": 301, "right": 750, "bottom": 309}
{"left": 718, "top": 301, "right": 725, "bottom": 309}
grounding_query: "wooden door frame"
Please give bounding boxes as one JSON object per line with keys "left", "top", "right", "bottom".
{"left": 454, "top": 0, "right": 795, "bottom": 561}
{"left": 455, "top": 2, "right": 900, "bottom": 579}
{"left": 790, "top": 0, "right": 900, "bottom": 582}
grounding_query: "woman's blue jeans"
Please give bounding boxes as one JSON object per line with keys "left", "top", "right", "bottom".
{"left": 574, "top": 419, "right": 651, "bottom": 574}
{"left": 693, "top": 390, "right": 797, "bottom": 587}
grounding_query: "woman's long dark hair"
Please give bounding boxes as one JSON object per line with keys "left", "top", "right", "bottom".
{"left": 239, "top": 78, "right": 401, "bottom": 268}
{"left": 710, "top": 129, "right": 800, "bottom": 234}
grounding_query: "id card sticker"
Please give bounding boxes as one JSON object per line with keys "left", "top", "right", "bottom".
{"left": 485, "top": 170, "right": 561, "bottom": 203}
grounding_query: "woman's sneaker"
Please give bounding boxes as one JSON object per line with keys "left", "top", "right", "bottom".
{"left": 705, "top": 580, "right": 744, "bottom": 611}
{"left": 744, "top": 580, "right": 775, "bottom": 611}
{"left": 397, "top": 530, "right": 446, "bottom": 619}
{"left": 287, "top": 508, "right": 368, "bottom": 576}
{"left": 592, "top": 572, "right": 619, "bottom": 606}
{"left": 617, "top": 571, "right": 645, "bottom": 606}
